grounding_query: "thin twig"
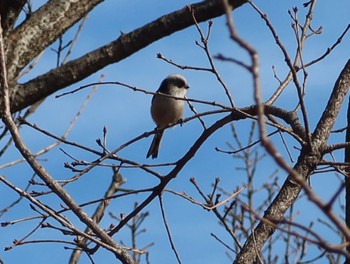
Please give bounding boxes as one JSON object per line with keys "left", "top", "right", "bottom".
{"left": 158, "top": 195, "right": 182, "bottom": 264}
{"left": 189, "top": 6, "right": 235, "bottom": 107}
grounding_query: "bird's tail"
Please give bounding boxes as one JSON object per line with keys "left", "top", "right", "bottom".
{"left": 146, "top": 129, "right": 164, "bottom": 159}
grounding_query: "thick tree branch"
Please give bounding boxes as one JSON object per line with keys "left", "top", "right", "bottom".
{"left": 5, "top": 0, "right": 103, "bottom": 80}
{"left": 313, "top": 60, "right": 350, "bottom": 146}
{"left": 10, "top": 0, "right": 247, "bottom": 113}
{"left": 234, "top": 59, "right": 350, "bottom": 263}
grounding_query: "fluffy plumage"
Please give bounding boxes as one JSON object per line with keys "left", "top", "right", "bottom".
{"left": 146, "top": 74, "right": 189, "bottom": 159}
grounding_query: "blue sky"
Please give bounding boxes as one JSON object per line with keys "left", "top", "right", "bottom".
{"left": 1, "top": 0, "right": 350, "bottom": 263}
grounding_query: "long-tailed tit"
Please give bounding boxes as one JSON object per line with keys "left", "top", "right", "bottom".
{"left": 146, "top": 74, "right": 189, "bottom": 159}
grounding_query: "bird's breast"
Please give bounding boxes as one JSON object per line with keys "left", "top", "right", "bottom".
{"left": 151, "top": 95, "right": 185, "bottom": 128}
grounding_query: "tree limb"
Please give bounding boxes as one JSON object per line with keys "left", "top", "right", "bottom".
{"left": 103, "top": 104, "right": 306, "bottom": 241}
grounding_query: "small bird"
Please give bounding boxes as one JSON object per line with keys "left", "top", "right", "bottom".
{"left": 146, "top": 74, "right": 189, "bottom": 159}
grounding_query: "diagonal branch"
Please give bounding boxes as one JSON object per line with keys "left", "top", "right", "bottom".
{"left": 313, "top": 60, "right": 350, "bottom": 145}
{"left": 105, "top": 104, "right": 306, "bottom": 242}
{"left": 0, "top": 15, "right": 134, "bottom": 264}
{"left": 10, "top": 0, "right": 248, "bottom": 113}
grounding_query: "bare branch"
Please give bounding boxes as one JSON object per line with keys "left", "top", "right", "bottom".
{"left": 159, "top": 195, "right": 182, "bottom": 264}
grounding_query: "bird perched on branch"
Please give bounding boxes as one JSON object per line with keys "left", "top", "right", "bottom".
{"left": 146, "top": 74, "right": 189, "bottom": 159}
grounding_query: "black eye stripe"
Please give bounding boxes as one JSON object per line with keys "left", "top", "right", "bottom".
{"left": 175, "top": 79, "right": 185, "bottom": 87}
